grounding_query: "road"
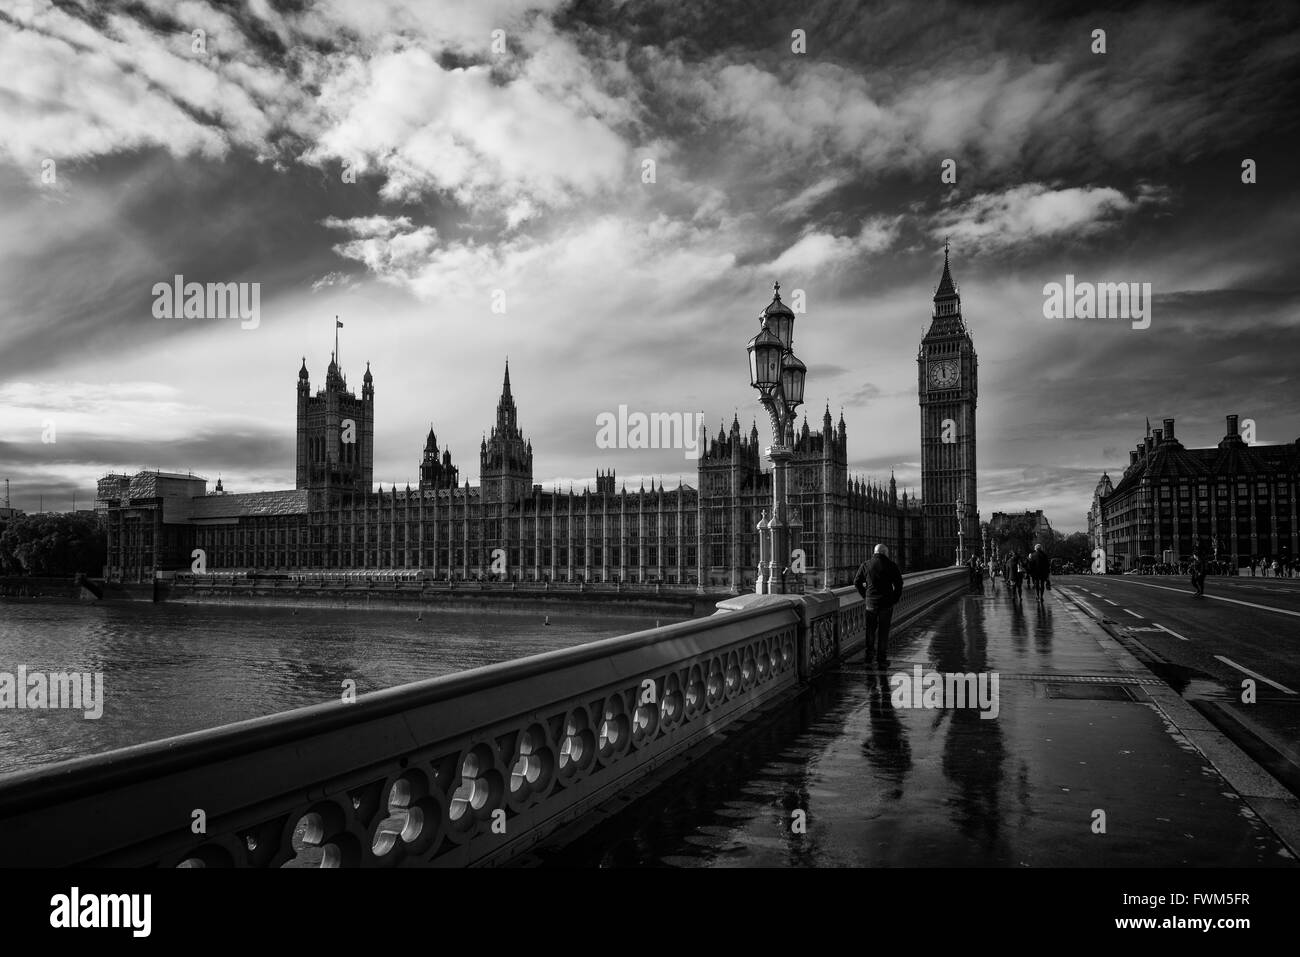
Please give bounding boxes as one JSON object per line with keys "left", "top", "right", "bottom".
{"left": 1054, "top": 574, "right": 1300, "bottom": 773}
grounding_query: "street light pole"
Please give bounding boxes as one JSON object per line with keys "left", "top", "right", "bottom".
{"left": 955, "top": 495, "right": 965, "bottom": 566}
{"left": 747, "top": 282, "right": 806, "bottom": 596}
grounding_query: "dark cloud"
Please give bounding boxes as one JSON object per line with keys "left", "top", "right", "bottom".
{"left": 2, "top": 0, "right": 1299, "bottom": 534}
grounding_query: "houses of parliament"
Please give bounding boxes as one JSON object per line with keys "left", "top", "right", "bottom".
{"left": 98, "top": 254, "right": 980, "bottom": 588}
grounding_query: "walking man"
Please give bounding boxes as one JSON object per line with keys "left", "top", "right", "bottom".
{"left": 854, "top": 543, "right": 905, "bottom": 670}
{"left": 1027, "top": 543, "right": 1051, "bottom": 603}
{"left": 1189, "top": 552, "right": 1206, "bottom": 598}
{"left": 1008, "top": 552, "right": 1024, "bottom": 601}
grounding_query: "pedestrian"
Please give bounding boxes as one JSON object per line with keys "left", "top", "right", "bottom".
{"left": 1027, "top": 543, "right": 1051, "bottom": 602}
{"left": 1008, "top": 552, "right": 1025, "bottom": 601}
{"left": 853, "top": 543, "right": 904, "bottom": 670}
{"left": 1189, "top": 552, "right": 1206, "bottom": 597}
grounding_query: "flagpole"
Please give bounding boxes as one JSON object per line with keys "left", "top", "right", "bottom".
{"left": 335, "top": 315, "right": 339, "bottom": 368}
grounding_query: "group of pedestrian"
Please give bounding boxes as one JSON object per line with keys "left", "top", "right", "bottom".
{"left": 848, "top": 533, "right": 1248, "bottom": 673}
{"left": 851, "top": 540, "right": 1062, "bottom": 671}
{"left": 1247, "top": 558, "right": 1296, "bottom": 578}
{"left": 997, "top": 545, "right": 1051, "bottom": 603}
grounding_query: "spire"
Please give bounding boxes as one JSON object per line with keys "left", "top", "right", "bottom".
{"left": 325, "top": 350, "right": 344, "bottom": 390}
{"left": 934, "top": 240, "right": 957, "bottom": 300}
{"left": 492, "top": 358, "right": 520, "bottom": 438}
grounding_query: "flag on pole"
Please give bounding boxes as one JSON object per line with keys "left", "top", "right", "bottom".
{"left": 336, "top": 320, "right": 344, "bottom": 328}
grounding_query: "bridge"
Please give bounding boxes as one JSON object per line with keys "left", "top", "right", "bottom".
{"left": 1, "top": 568, "right": 1296, "bottom": 867}
{"left": 0, "top": 570, "right": 964, "bottom": 866}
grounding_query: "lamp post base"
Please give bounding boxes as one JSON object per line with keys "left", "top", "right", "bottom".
{"left": 763, "top": 445, "right": 794, "bottom": 595}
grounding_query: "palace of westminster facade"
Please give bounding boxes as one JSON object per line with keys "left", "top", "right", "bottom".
{"left": 98, "top": 255, "right": 981, "bottom": 588}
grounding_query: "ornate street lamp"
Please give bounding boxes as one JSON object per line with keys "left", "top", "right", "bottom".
{"left": 746, "top": 281, "right": 806, "bottom": 594}
{"left": 955, "top": 495, "right": 965, "bottom": 566}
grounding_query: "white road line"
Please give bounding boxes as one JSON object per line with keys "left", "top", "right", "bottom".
{"left": 1123, "top": 608, "right": 1142, "bottom": 618}
{"left": 1214, "top": 655, "right": 1298, "bottom": 695}
{"left": 1154, "top": 623, "right": 1188, "bottom": 642}
{"left": 1103, "top": 599, "right": 1118, "bottom": 605}
{"left": 1095, "top": 579, "right": 1300, "bottom": 619}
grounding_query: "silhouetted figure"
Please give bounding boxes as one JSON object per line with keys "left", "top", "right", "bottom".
{"left": 854, "top": 543, "right": 904, "bottom": 669}
{"left": 1189, "top": 553, "right": 1206, "bottom": 597}
{"left": 1008, "top": 552, "right": 1025, "bottom": 601}
{"left": 1026, "top": 544, "right": 1051, "bottom": 603}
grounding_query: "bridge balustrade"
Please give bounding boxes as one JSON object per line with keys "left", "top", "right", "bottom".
{"left": 0, "top": 569, "right": 965, "bottom": 866}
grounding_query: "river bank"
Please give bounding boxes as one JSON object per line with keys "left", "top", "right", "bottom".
{"left": 0, "top": 576, "right": 729, "bottom": 618}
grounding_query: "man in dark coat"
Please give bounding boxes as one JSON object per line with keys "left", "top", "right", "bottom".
{"left": 1189, "top": 552, "right": 1206, "bottom": 597}
{"left": 1007, "top": 553, "right": 1024, "bottom": 600}
{"left": 854, "top": 544, "right": 905, "bottom": 669}
{"left": 1026, "top": 543, "right": 1051, "bottom": 602}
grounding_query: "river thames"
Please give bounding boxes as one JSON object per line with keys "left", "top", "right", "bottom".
{"left": 0, "top": 599, "right": 664, "bottom": 776}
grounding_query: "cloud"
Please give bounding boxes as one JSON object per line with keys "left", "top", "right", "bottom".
{"left": 931, "top": 183, "right": 1169, "bottom": 252}
{"left": 765, "top": 216, "right": 903, "bottom": 275}
{"left": 310, "top": 271, "right": 359, "bottom": 293}
{"left": 0, "top": 1, "right": 299, "bottom": 169}
{"left": 845, "top": 381, "right": 882, "bottom": 404}
{"left": 299, "top": 34, "right": 636, "bottom": 221}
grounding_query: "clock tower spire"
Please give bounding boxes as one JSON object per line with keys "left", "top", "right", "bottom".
{"left": 918, "top": 246, "right": 978, "bottom": 567}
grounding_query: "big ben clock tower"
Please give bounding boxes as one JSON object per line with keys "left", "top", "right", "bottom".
{"left": 918, "top": 244, "right": 978, "bottom": 567}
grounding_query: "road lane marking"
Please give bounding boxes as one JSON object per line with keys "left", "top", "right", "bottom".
{"left": 1104, "top": 599, "right": 1118, "bottom": 605}
{"left": 1214, "top": 655, "right": 1297, "bottom": 695}
{"left": 1095, "top": 579, "right": 1300, "bottom": 619}
{"left": 1154, "top": 623, "right": 1188, "bottom": 641}
{"left": 1123, "top": 608, "right": 1142, "bottom": 618}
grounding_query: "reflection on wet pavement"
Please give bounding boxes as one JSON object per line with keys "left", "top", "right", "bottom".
{"left": 538, "top": 580, "right": 1296, "bottom": 867}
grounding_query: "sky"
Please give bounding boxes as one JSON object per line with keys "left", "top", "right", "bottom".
{"left": 1, "top": 0, "right": 1298, "bottom": 532}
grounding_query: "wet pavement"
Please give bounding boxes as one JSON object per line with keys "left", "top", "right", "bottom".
{"left": 542, "top": 578, "right": 1299, "bottom": 867}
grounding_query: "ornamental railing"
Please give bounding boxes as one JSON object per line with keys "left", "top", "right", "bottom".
{"left": 0, "top": 569, "right": 965, "bottom": 867}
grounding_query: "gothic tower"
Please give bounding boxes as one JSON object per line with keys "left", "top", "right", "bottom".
{"left": 418, "top": 427, "right": 459, "bottom": 490}
{"left": 296, "top": 352, "right": 374, "bottom": 494}
{"left": 918, "top": 245, "right": 978, "bottom": 567}
{"left": 480, "top": 360, "right": 533, "bottom": 504}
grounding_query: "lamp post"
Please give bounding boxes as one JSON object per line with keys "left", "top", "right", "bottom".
{"left": 746, "top": 281, "right": 806, "bottom": 595}
{"left": 955, "top": 495, "right": 965, "bottom": 566}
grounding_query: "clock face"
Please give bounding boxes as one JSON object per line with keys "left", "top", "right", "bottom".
{"left": 929, "top": 360, "right": 960, "bottom": 389}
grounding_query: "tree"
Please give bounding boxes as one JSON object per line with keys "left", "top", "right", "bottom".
{"left": 1058, "top": 531, "right": 1092, "bottom": 569}
{"left": 0, "top": 512, "right": 106, "bottom": 577}
{"left": 990, "top": 514, "right": 1051, "bottom": 559}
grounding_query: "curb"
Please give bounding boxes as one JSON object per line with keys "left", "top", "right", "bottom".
{"left": 1055, "top": 585, "right": 1300, "bottom": 860}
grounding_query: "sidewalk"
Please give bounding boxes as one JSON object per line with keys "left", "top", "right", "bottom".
{"left": 646, "top": 578, "right": 1298, "bottom": 867}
